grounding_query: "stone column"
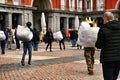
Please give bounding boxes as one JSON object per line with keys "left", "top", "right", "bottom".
{"left": 66, "top": 17, "right": 69, "bottom": 32}
{"left": 56, "top": 14, "right": 60, "bottom": 31}
{"left": 48, "top": 13, "right": 53, "bottom": 30}
{"left": 52, "top": 13, "right": 57, "bottom": 32}
{"left": 6, "top": 13, "right": 12, "bottom": 28}
{"left": 21, "top": 12, "right": 25, "bottom": 26}
{"left": 28, "top": 12, "right": 33, "bottom": 28}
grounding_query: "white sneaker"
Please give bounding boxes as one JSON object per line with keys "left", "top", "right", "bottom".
{"left": 16, "top": 49, "right": 19, "bottom": 50}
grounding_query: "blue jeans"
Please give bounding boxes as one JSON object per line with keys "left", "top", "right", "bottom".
{"left": 33, "top": 41, "right": 39, "bottom": 51}
{"left": 22, "top": 41, "right": 32, "bottom": 64}
{"left": 1, "top": 40, "right": 6, "bottom": 54}
{"left": 71, "top": 39, "right": 76, "bottom": 47}
{"left": 102, "top": 61, "right": 120, "bottom": 80}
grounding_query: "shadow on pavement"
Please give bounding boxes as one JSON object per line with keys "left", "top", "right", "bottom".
{"left": 0, "top": 55, "right": 85, "bottom": 72}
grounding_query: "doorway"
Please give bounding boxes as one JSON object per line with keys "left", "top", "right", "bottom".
{"left": 0, "top": 13, "right": 6, "bottom": 30}
{"left": 12, "top": 13, "right": 21, "bottom": 29}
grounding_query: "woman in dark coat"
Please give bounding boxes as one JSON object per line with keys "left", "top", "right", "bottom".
{"left": 45, "top": 28, "right": 53, "bottom": 52}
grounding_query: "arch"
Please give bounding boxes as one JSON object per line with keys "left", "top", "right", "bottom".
{"left": 115, "top": 0, "right": 120, "bottom": 9}
{"left": 33, "top": 0, "right": 52, "bottom": 10}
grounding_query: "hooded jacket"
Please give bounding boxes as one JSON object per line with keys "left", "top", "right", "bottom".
{"left": 95, "top": 20, "right": 120, "bottom": 62}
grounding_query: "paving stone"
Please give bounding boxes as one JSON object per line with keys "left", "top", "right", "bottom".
{"left": 0, "top": 42, "right": 120, "bottom": 80}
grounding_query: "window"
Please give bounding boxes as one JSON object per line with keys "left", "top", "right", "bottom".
{"left": 69, "top": 0, "right": 75, "bottom": 11}
{"left": 13, "top": 0, "right": 20, "bottom": 5}
{"left": 61, "top": 0, "right": 66, "bottom": 10}
{"left": 86, "top": 1, "right": 91, "bottom": 9}
{"left": 97, "top": 0, "right": 104, "bottom": 11}
{"left": 77, "top": 0, "right": 82, "bottom": 11}
{"left": 0, "top": 0, "right": 5, "bottom": 3}
{"left": 85, "top": 0, "right": 93, "bottom": 11}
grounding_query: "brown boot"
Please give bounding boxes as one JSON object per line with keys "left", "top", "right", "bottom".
{"left": 88, "top": 70, "right": 94, "bottom": 75}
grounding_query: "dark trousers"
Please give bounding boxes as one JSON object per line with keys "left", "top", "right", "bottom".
{"left": 59, "top": 39, "right": 65, "bottom": 50}
{"left": 1, "top": 40, "right": 6, "bottom": 54}
{"left": 33, "top": 41, "right": 39, "bottom": 51}
{"left": 102, "top": 61, "right": 120, "bottom": 80}
{"left": 15, "top": 39, "right": 20, "bottom": 49}
{"left": 46, "top": 40, "right": 52, "bottom": 51}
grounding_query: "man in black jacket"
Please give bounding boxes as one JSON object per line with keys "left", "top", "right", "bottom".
{"left": 95, "top": 11, "right": 120, "bottom": 80}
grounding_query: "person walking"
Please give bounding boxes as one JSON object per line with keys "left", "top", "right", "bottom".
{"left": 21, "top": 22, "right": 33, "bottom": 66}
{"left": 7, "top": 28, "right": 13, "bottom": 50}
{"left": 82, "top": 23, "right": 96, "bottom": 75}
{"left": 15, "top": 27, "right": 20, "bottom": 50}
{"left": 33, "top": 28, "right": 40, "bottom": 51}
{"left": 1, "top": 27, "right": 8, "bottom": 54}
{"left": 70, "top": 30, "right": 77, "bottom": 47}
{"left": 59, "top": 29, "right": 66, "bottom": 50}
{"left": 45, "top": 28, "right": 53, "bottom": 52}
{"left": 95, "top": 11, "right": 120, "bottom": 80}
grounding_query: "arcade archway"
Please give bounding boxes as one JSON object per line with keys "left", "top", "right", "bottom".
{"left": 33, "top": 0, "right": 52, "bottom": 30}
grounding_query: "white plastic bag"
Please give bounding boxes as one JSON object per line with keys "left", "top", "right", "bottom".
{"left": 16, "top": 25, "right": 33, "bottom": 42}
{"left": 78, "top": 21, "right": 99, "bottom": 47}
{"left": 0, "top": 31, "right": 6, "bottom": 41}
{"left": 53, "top": 31, "right": 63, "bottom": 41}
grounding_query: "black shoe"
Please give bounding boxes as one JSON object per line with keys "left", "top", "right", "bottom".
{"left": 50, "top": 50, "right": 52, "bottom": 52}
{"left": 1, "top": 52, "right": 5, "bottom": 54}
{"left": 28, "top": 62, "right": 31, "bottom": 65}
{"left": 21, "top": 60, "right": 24, "bottom": 66}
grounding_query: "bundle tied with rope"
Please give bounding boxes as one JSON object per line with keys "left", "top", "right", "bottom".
{"left": 77, "top": 17, "right": 100, "bottom": 47}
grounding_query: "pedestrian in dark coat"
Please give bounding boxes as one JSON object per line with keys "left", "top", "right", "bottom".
{"left": 70, "top": 30, "right": 77, "bottom": 47}
{"left": 95, "top": 11, "right": 120, "bottom": 80}
{"left": 59, "top": 29, "right": 66, "bottom": 50}
{"left": 33, "top": 28, "right": 40, "bottom": 51}
{"left": 45, "top": 28, "right": 53, "bottom": 52}
{"left": 15, "top": 27, "right": 20, "bottom": 50}
{"left": 1, "top": 27, "right": 8, "bottom": 54}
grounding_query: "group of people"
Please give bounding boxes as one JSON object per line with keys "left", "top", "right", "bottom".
{"left": 0, "top": 27, "right": 21, "bottom": 54}
{"left": 21, "top": 11, "right": 120, "bottom": 80}
{"left": 22, "top": 11, "right": 120, "bottom": 80}
{"left": 21, "top": 22, "right": 66, "bottom": 66}
{"left": 45, "top": 28, "right": 66, "bottom": 52}
{"left": 1, "top": 11, "right": 120, "bottom": 80}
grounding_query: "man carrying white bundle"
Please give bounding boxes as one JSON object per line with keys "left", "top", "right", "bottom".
{"left": 84, "top": 23, "right": 96, "bottom": 75}
{"left": 21, "top": 22, "right": 33, "bottom": 66}
{"left": 78, "top": 18, "right": 99, "bottom": 75}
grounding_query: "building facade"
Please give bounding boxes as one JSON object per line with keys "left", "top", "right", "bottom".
{"left": 0, "top": 0, "right": 35, "bottom": 29}
{"left": 0, "top": 0, "right": 120, "bottom": 32}
{"left": 33, "top": 0, "right": 120, "bottom": 32}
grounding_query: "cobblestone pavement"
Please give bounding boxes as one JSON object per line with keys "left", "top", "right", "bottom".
{"left": 0, "top": 41, "right": 120, "bottom": 80}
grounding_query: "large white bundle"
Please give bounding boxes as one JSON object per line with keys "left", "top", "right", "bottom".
{"left": 78, "top": 21, "right": 99, "bottom": 47}
{"left": 16, "top": 25, "right": 33, "bottom": 42}
{"left": 0, "top": 31, "right": 6, "bottom": 41}
{"left": 53, "top": 31, "right": 63, "bottom": 41}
